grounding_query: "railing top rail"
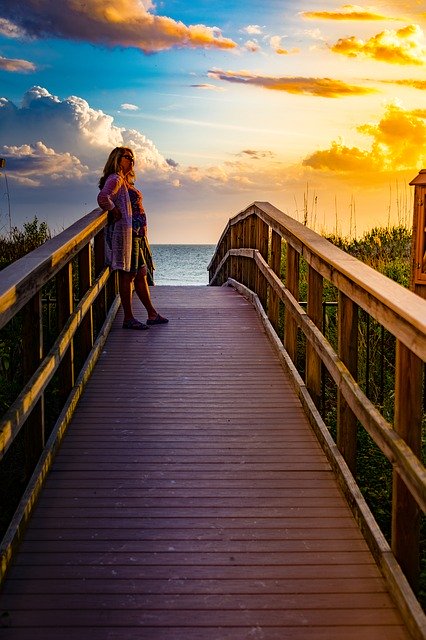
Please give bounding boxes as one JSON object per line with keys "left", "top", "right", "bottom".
{"left": 0, "top": 208, "right": 105, "bottom": 330}
{"left": 210, "top": 201, "right": 426, "bottom": 360}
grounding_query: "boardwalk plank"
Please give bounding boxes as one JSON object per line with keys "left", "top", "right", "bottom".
{"left": 0, "top": 286, "right": 412, "bottom": 639}
{"left": 0, "top": 627, "right": 410, "bottom": 640}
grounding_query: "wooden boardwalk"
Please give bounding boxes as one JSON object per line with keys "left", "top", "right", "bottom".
{"left": 0, "top": 286, "right": 412, "bottom": 639}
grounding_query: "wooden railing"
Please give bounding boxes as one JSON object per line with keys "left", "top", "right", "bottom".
{"left": 0, "top": 208, "right": 118, "bottom": 581}
{"left": 209, "top": 201, "right": 426, "bottom": 640}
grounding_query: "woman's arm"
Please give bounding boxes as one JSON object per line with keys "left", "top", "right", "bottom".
{"left": 98, "top": 174, "right": 122, "bottom": 220}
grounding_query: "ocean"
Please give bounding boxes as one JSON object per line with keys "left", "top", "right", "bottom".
{"left": 150, "top": 245, "right": 216, "bottom": 286}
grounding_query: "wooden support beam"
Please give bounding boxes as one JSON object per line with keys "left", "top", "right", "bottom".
{"left": 78, "top": 243, "right": 93, "bottom": 364}
{"left": 56, "top": 262, "right": 74, "bottom": 406}
{"left": 22, "top": 292, "right": 44, "bottom": 477}
{"left": 268, "top": 230, "right": 282, "bottom": 332}
{"left": 392, "top": 340, "right": 423, "bottom": 591}
{"left": 306, "top": 266, "right": 323, "bottom": 410}
{"left": 256, "top": 218, "right": 269, "bottom": 310}
{"left": 337, "top": 292, "right": 358, "bottom": 475}
{"left": 284, "top": 243, "right": 299, "bottom": 363}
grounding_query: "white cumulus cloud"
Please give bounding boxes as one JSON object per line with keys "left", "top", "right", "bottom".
{"left": 0, "top": 86, "right": 170, "bottom": 178}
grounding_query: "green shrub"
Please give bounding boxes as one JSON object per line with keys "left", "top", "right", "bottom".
{"left": 0, "top": 217, "right": 51, "bottom": 270}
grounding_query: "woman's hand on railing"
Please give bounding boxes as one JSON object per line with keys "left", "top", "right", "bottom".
{"left": 107, "top": 207, "right": 122, "bottom": 225}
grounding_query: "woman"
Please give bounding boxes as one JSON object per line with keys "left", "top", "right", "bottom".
{"left": 98, "top": 147, "right": 168, "bottom": 329}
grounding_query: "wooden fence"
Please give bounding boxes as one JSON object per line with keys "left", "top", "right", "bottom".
{"left": 0, "top": 208, "right": 118, "bottom": 581}
{"left": 208, "top": 201, "right": 426, "bottom": 627}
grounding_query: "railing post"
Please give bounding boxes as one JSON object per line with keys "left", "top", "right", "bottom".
{"left": 56, "top": 262, "right": 75, "bottom": 405}
{"left": 242, "top": 217, "right": 251, "bottom": 288}
{"left": 409, "top": 169, "right": 426, "bottom": 296}
{"left": 229, "top": 224, "right": 236, "bottom": 280}
{"left": 236, "top": 221, "right": 244, "bottom": 283}
{"left": 78, "top": 243, "right": 94, "bottom": 363}
{"left": 306, "top": 266, "right": 323, "bottom": 409}
{"left": 268, "top": 230, "right": 282, "bottom": 332}
{"left": 22, "top": 292, "right": 44, "bottom": 476}
{"left": 337, "top": 292, "right": 358, "bottom": 475}
{"left": 284, "top": 243, "right": 299, "bottom": 363}
{"left": 224, "top": 228, "right": 231, "bottom": 284}
{"left": 247, "top": 215, "right": 257, "bottom": 292}
{"left": 256, "top": 218, "right": 269, "bottom": 309}
{"left": 230, "top": 223, "right": 240, "bottom": 283}
{"left": 94, "top": 230, "right": 106, "bottom": 331}
{"left": 392, "top": 340, "right": 423, "bottom": 590}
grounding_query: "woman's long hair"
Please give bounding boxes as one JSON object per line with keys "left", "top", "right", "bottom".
{"left": 98, "top": 147, "right": 135, "bottom": 189}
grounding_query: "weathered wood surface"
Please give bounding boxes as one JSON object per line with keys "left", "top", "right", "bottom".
{"left": 0, "top": 209, "right": 106, "bottom": 330}
{"left": 0, "top": 286, "right": 412, "bottom": 639}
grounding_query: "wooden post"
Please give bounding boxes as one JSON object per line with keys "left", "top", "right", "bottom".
{"left": 94, "top": 229, "right": 106, "bottom": 331}
{"left": 409, "top": 169, "right": 426, "bottom": 298}
{"left": 284, "top": 244, "right": 299, "bottom": 363}
{"left": 256, "top": 218, "right": 269, "bottom": 310}
{"left": 248, "top": 215, "right": 257, "bottom": 292}
{"left": 235, "top": 221, "right": 244, "bottom": 284}
{"left": 230, "top": 223, "right": 237, "bottom": 282}
{"left": 306, "top": 266, "right": 323, "bottom": 409}
{"left": 22, "top": 292, "right": 44, "bottom": 476}
{"left": 392, "top": 340, "right": 423, "bottom": 590}
{"left": 268, "top": 230, "right": 282, "bottom": 332}
{"left": 337, "top": 292, "right": 358, "bottom": 475}
{"left": 242, "top": 217, "right": 251, "bottom": 288}
{"left": 56, "top": 262, "right": 74, "bottom": 405}
{"left": 224, "top": 228, "right": 231, "bottom": 284}
{"left": 78, "top": 243, "right": 93, "bottom": 363}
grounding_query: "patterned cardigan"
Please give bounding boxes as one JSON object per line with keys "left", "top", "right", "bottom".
{"left": 98, "top": 173, "right": 132, "bottom": 272}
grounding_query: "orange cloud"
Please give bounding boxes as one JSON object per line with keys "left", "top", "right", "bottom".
{"left": 303, "top": 104, "right": 426, "bottom": 179}
{"left": 191, "top": 83, "right": 225, "bottom": 92}
{"left": 0, "top": 0, "right": 236, "bottom": 53}
{"left": 301, "top": 5, "right": 393, "bottom": 21}
{"left": 331, "top": 24, "right": 426, "bottom": 64}
{"left": 385, "top": 78, "right": 426, "bottom": 89}
{"left": 269, "top": 36, "right": 288, "bottom": 54}
{"left": 0, "top": 55, "right": 36, "bottom": 72}
{"left": 208, "top": 69, "right": 377, "bottom": 97}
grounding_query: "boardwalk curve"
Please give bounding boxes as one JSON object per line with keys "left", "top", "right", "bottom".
{"left": 0, "top": 286, "right": 412, "bottom": 639}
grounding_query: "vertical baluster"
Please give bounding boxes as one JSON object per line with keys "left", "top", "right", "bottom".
{"left": 284, "top": 244, "right": 299, "bottom": 363}
{"left": 22, "top": 292, "right": 44, "bottom": 476}
{"left": 268, "top": 230, "right": 282, "bottom": 332}
{"left": 94, "top": 229, "right": 106, "bottom": 331}
{"left": 365, "top": 312, "right": 370, "bottom": 399}
{"left": 224, "top": 228, "right": 231, "bottom": 284}
{"left": 242, "top": 217, "right": 250, "bottom": 288}
{"left": 255, "top": 218, "right": 269, "bottom": 309}
{"left": 235, "top": 220, "right": 244, "bottom": 284}
{"left": 248, "top": 215, "right": 257, "bottom": 292}
{"left": 78, "top": 243, "right": 94, "bottom": 365}
{"left": 230, "top": 223, "right": 238, "bottom": 283}
{"left": 306, "top": 266, "right": 323, "bottom": 409}
{"left": 392, "top": 340, "right": 423, "bottom": 590}
{"left": 56, "top": 262, "right": 74, "bottom": 405}
{"left": 337, "top": 292, "right": 358, "bottom": 475}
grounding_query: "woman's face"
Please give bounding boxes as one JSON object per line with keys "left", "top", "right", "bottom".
{"left": 118, "top": 149, "right": 135, "bottom": 174}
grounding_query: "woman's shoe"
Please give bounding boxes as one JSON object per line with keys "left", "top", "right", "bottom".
{"left": 146, "top": 314, "right": 169, "bottom": 325}
{"left": 122, "top": 319, "right": 150, "bottom": 330}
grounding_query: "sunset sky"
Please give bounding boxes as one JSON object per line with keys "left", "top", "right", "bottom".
{"left": 0, "top": 0, "right": 425, "bottom": 242}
